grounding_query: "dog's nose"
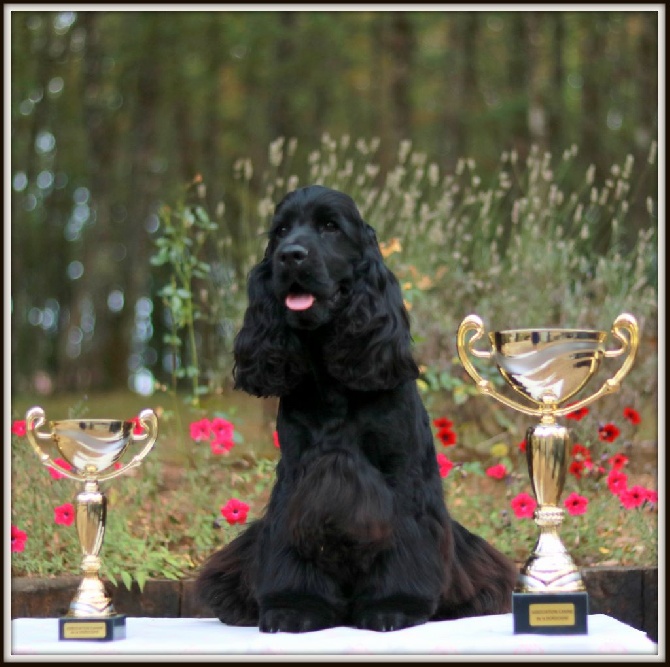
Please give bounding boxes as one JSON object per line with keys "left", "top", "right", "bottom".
{"left": 278, "top": 244, "right": 309, "bottom": 267}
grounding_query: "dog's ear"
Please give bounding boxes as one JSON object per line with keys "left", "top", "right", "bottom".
{"left": 324, "top": 224, "right": 419, "bottom": 391}
{"left": 232, "top": 258, "right": 308, "bottom": 397}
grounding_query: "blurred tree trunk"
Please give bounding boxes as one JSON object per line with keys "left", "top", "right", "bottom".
{"left": 547, "top": 12, "right": 566, "bottom": 154}
{"left": 123, "top": 17, "right": 164, "bottom": 365}
{"left": 579, "top": 14, "right": 609, "bottom": 254}
{"left": 580, "top": 14, "right": 606, "bottom": 177}
{"left": 441, "top": 16, "right": 462, "bottom": 164}
{"left": 526, "top": 13, "right": 547, "bottom": 150}
{"left": 370, "top": 14, "right": 394, "bottom": 171}
{"left": 637, "top": 13, "right": 657, "bottom": 144}
{"left": 508, "top": 13, "right": 531, "bottom": 155}
{"left": 271, "top": 12, "right": 297, "bottom": 140}
{"left": 56, "top": 11, "right": 108, "bottom": 389}
{"left": 10, "top": 14, "right": 56, "bottom": 393}
{"left": 387, "top": 11, "right": 415, "bottom": 145}
{"left": 202, "top": 15, "right": 225, "bottom": 211}
{"left": 442, "top": 13, "right": 480, "bottom": 161}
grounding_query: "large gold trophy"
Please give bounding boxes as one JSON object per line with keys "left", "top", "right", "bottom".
{"left": 457, "top": 314, "right": 638, "bottom": 634}
{"left": 25, "top": 406, "right": 158, "bottom": 641}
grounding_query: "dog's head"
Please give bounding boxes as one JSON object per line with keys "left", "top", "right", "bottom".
{"left": 233, "top": 185, "right": 419, "bottom": 396}
{"left": 267, "top": 185, "right": 366, "bottom": 331}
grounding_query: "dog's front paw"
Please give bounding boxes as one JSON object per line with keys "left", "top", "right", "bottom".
{"left": 353, "top": 609, "right": 427, "bottom": 632}
{"left": 260, "top": 608, "right": 333, "bottom": 633}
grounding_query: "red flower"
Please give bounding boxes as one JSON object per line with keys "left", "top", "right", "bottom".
{"left": 623, "top": 407, "right": 641, "bottom": 425}
{"left": 12, "top": 420, "right": 27, "bottom": 437}
{"left": 48, "top": 458, "right": 73, "bottom": 480}
{"left": 433, "top": 417, "right": 454, "bottom": 430}
{"left": 129, "top": 416, "right": 145, "bottom": 436}
{"left": 598, "top": 423, "right": 621, "bottom": 442}
{"left": 485, "top": 463, "right": 508, "bottom": 480}
{"left": 564, "top": 492, "right": 589, "bottom": 516}
{"left": 518, "top": 439, "right": 527, "bottom": 453}
{"left": 607, "top": 469, "right": 628, "bottom": 495}
{"left": 569, "top": 460, "right": 585, "bottom": 479}
{"left": 645, "top": 489, "right": 658, "bottom": 505}
{"left": 511, "top": 493, "right": 537, "bottom": 519}
{"left": 210, "top": 437, "right": 234, "bottom": 456}
{"left": 608, "top": 453, "right": 629, "bottom": 470}
{"left": 436, "top": 453, "right": 454, "bottom": 478}
{"left": 619, "top": 485, "right": 646, "bottom": 509}
{"left": 11, "top": 525, "right": 28, "bottom": 553}
{"left": 189, "top": 418, "right": 211, "bottom": 442}
{"left": 273, "top": 431, "right": 280, "bottom": 449}
{"left": 54, "top": 503, "right": 75, "bottom": 526}
{"left": 211, "top": 417, "right": 234, "bottom": 443}
{"left": 571, "top": 443, "right": 591, "bottom": 461}
{"left": 565, "top": 406, "right": 589, "bottom": 421}
{"left": 220, "top": 498, "right": 250, "bottom": 525}
{"left": 437, "top": 427, "right": 457, "bottom": 447}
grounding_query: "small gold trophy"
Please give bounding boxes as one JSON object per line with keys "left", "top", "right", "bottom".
{"left": 25, "top": 406, "right": 158, "bottom": 641}
{"left": 457, "top": 313, "right": 638, "bottom": 635}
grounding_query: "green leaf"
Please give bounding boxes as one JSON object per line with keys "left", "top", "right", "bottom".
{"left": 149, "top": 253, "right": 168, "bottom": 266}
{"left": 158, "top": 285, "right": 176, "bottom": 297}
{"left": 439, "top": 371, "right": 453, "bottom": 389}
{"left": 461, "top": 461, "right": 485, "bottom": 476}
{"left": 136, "top": 571, "right": 147, "bottom": 593}
{"left": 121, "top": 570, "right": 133, "bottom": 591}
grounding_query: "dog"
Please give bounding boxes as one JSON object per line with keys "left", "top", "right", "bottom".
{"left": 196, "top": 185, "right": 518, "bottom": 633}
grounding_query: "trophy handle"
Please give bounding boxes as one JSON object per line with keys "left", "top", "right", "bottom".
{"left": 457, "top": 315, "right": 543, "bottom": 418}
{"left": 97, "top": 409, "right": 158, "bottom": 482}
{"left": 25, "top": 406, "right": 87, "bottom": 482}
{"left": 554, "top": 313, "right": 639, "bottom": 417}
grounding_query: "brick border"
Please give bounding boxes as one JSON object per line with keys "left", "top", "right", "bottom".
{"left": 11, "top": 566, "right": 658, "bottom": 643}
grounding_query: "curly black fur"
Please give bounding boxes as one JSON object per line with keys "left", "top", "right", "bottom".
{"left": 197, "top": 185, "right": 518, "bottom": 633}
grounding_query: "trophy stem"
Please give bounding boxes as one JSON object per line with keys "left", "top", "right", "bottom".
{"left": 68, "top": 480, "right": 116, "bottom": 618}
{"left": 517, "top": 423, "right": 585, "bottom": 593}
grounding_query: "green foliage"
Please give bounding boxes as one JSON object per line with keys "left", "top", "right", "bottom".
{"left": 150, "top": 179, "right": 219, "bottom": 407}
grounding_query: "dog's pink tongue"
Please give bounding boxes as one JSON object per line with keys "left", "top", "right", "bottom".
{"left": 286, "top": 294, "right": 315, "bottom": 311}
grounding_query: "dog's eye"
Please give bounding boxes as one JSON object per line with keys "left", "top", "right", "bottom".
{"left": 275, "top": 225, "right": 290, "bottom": 238}
{"left": 321, "top": 220, "right": 338, "bottom": 234}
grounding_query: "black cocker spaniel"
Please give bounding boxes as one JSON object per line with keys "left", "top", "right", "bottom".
{"left": 196, "top": 185, "right": 518, "bottom": 633}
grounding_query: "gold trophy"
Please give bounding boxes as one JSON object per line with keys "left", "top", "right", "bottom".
{"left": 25, "top": 406, "right": 159, "bottom": 641}
{"left": 457, "top": 314, "right": 638, "bottom": 634}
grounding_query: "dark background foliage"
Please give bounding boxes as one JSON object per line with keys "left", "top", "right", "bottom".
{"left": 9, "top": 9, "right": 658, "bottom": 397}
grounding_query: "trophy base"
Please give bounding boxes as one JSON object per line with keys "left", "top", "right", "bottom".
{"left": 58, "top": 615, "right": 127, "bottom": 641}
{"left": 513, "top": 592, "right": 588, "bottom": 635}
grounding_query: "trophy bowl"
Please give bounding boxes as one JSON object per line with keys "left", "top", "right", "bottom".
{"left": 457, "top": 313, "right": 639, "bottom": 635}
{"left": 490, "top": 328, "right": 608, "bottom": 407}
{"left": 50, "top": 418, "right": 134, "bottom": 477}
{"left": 25, "top": 406, "right": 158, "bottom": 641}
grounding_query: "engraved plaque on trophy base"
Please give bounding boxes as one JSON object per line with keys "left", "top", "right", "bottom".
{"left": 59, "top": 615, "right": 127, "bottom": 641}
{"left": 513, "top": 591, "right": 588, "bottom": 635}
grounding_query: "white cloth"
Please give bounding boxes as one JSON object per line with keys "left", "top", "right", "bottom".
{"left": 10, "top": 614, "right": 657, "bottom": 658}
